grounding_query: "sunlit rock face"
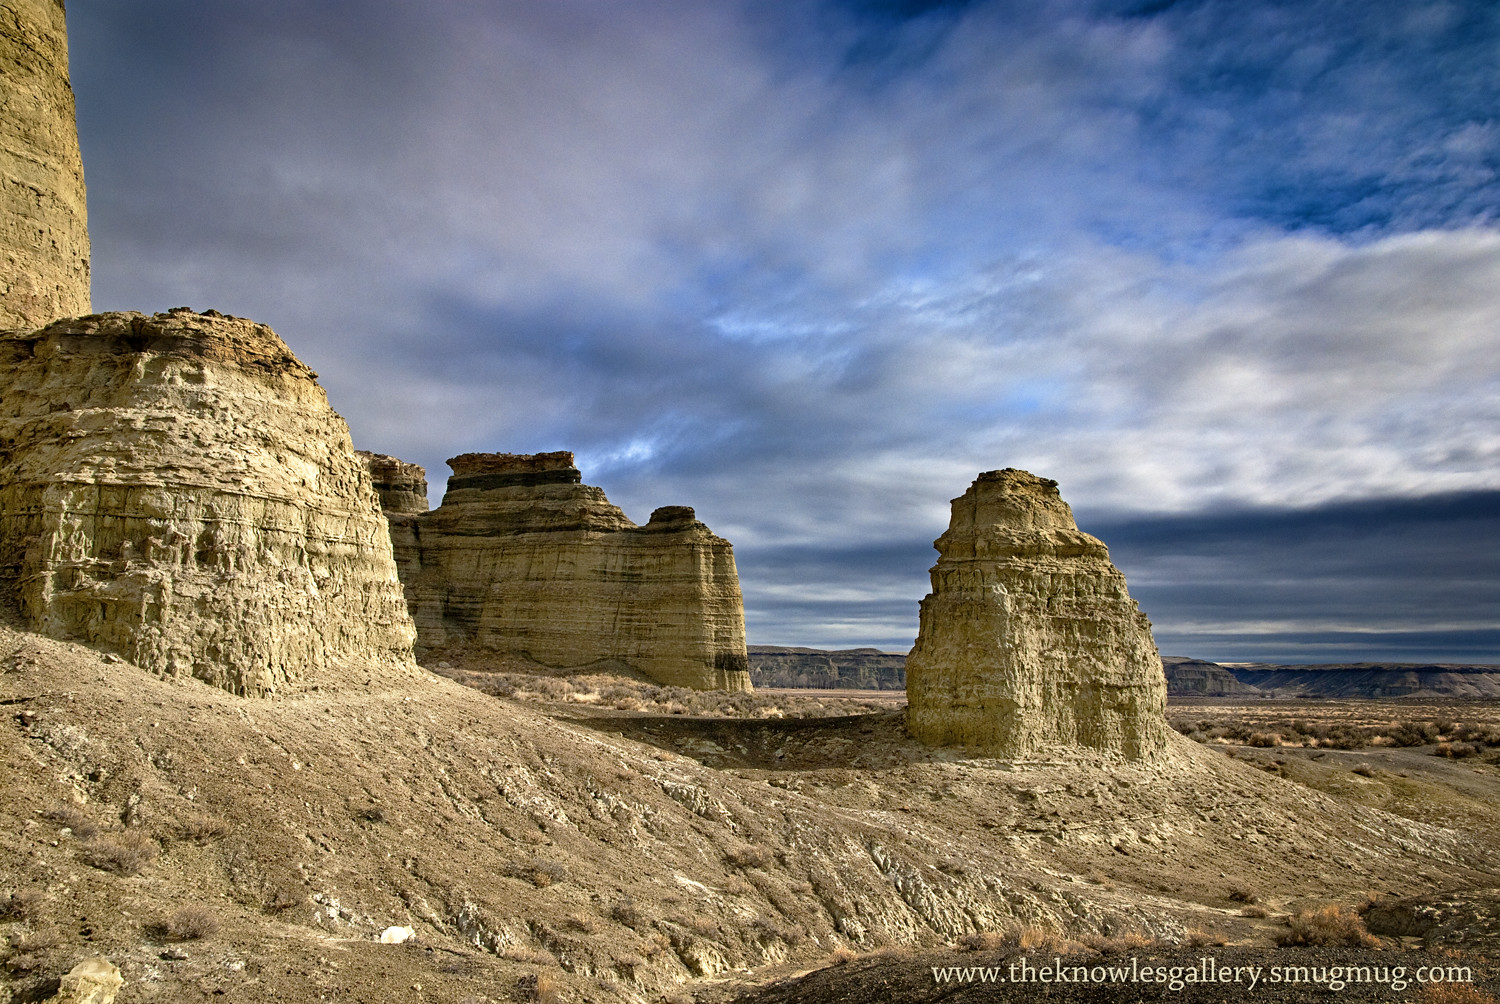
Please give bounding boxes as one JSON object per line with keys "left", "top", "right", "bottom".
{"left": 906, "top": 469, "right": 1169, "bottom": 760}
{"left": 380, "top": 451, "right": 752, "bottom": 691}
{"left": 0, "top": 0, "right": 91, "bottom": 328}
{"left": 0, "top": 310, "right": 419, "bottom": 695}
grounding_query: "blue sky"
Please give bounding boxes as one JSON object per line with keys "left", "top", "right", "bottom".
{"left": 67, "top": 0, "right": 1500, "bottom": 661}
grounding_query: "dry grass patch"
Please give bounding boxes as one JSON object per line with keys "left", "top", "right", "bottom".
{"left": 42, "top": 805, "right": 98, "bottom": 839}
{"left": 82, "top": 830, "right": 158, "bottom": 875}
{"left": 177, "top": 810, "right": 231, "bottom": 843}
{"left": 724, "top": 845, "right": 773, "bottom": 869}
{"left": 1, "top": 888, "right": 44, "bottom": 921}
{"left": 504, "top": 857, "right": 567, "bottom": 888}
{"left": 1278, "top": 904, "right": 1381, "bottom": 948}
{"left": 958, "top": 926, "right": 1088, "bottom": 955}
{"left": 610, "top": 898, "right": 648, "bottom": 930}
{"left": 165, "top": 903, "right": 220, "bottom": 940}
{"left": 1085, "top": 931, "right": 1160, "bottom": 954}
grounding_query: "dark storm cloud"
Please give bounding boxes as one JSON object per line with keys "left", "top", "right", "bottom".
{"left": 1086, "top": 490, "right": 1500, "bottom": 662}
{"left": 65, "top": 0, "right": 1500, "bottom": 659}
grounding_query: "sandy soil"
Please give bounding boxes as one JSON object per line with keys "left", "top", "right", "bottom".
{"left": 5, "top": 636, "right": 1500, "bottom": 1003}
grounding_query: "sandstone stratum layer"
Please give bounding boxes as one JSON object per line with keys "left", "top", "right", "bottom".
{"left": 906, "top": 469, "right": 1169, "bottom": 759}
{"left": 379, "top": 451, "right": 752, "bottom": 691}
{"left": 0, "top": 309, "right": 419, "bottom": 696}
{"left": 0, "top": 0, "right": 90, "bottom": 328}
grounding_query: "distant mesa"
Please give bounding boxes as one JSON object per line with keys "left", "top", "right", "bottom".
{"left": 1161, "top": 656, "right": 1262, "bottom": 697}
{"left": 367, "top": 450, "right": 752, "bottom": 691}
{"left": 905, "top": 469, "right": 1170, "bottom": 759}
{"left": 0, "top": 310, "right": 420, "bottom": 695}
{"left": 748, "top": 645, "right": 907, "bottom": 690}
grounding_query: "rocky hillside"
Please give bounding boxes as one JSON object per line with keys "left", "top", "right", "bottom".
{"left": 5, "top": 627, "right": 1496, "bottom": 1003}
{"left": 747, "top": 646, "right": 906, "bottom": 690}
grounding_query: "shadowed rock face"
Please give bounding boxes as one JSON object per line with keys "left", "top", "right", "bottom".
{"left": 0, "top": 0, "right": 90, "bottom": 328}
{"left": 0, "top": 309, "right": 419, "bottom": 695}
{"left": 906, "top": 469, "right": 1169, "bottom": 759}
{"left": 380, "top": 452, "right": 752, "bottom": 691}
{"left": 357, "top": 451, "right": 429, "bottom": 515}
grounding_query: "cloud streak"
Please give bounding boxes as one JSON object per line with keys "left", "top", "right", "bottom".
{"left": 67, "top": 0, "right": 1500, "bottom": 660}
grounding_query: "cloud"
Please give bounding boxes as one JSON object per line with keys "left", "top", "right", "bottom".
{"left": 66, "top": 0, "right": 1500, "bottom": 658}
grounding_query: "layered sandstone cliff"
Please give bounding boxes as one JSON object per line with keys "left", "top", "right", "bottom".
{"left": 382, "top": 451, "right": 752, "bottom": 691}
{"left": 0, "top": 309, "right": 418, "bottom": 695}
{"left": 906, "top": 469, "right": 1169, "bottom": 759}
{"left": 1, "top": 0, "right": 90, "bottom": 328}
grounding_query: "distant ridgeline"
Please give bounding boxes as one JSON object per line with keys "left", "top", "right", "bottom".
{"left": 752, "top": 649, "right": 1500, "bottom": 698}
{"left": 747, "top": 645, "right": 907, "bottom": 690}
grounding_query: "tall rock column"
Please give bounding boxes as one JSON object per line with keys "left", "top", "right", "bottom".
{"left": 0, "top": 309, "right": 419, "bottom": 696}
{"left": 905, "top": 469, "right": 1169, "bottom": 759}
{"left": 1, "top": 0, "right": 90, "bottom": 328}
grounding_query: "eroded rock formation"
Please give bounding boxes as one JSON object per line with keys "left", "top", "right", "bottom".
{"left": 0, "top": 309, "right": 419, "bottom": 695}
{"left": 905, "top": 469, "right": 1169, "bottom": 759}
{"left": 1, "top": 0, "right": 90, "bottom": 328}
{"left": 380, "top": 451, "right": 752, "bottom": 691}
{"left": 357, "top": 451, "right": 429, "bottom": 515}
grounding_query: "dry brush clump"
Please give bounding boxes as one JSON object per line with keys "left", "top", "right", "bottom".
{"left": 41, "top": 805, "right": 99, "bottom": 839}
{"left": 0, "top": 888, "right": 44, "bottom": 921}
{"left": 165, "top": 903, "right": 220, "bottom": 940}
{"left": 82, "top": 830, "right": 159, "bottom": 875}
{"left": 1278, "top": 904, "right": 1381, "bottom": 948}
{"left": 957, "top": 927, "right": 1088, "bottom": 956}
{"left": 504, "top": 857, "right": 568, "bottom": 889}
{"left": 176, "top": 810, "right": 231, "bottom": 843}
{"left": 724, "top": 845, "right": 773, "bottom": 869}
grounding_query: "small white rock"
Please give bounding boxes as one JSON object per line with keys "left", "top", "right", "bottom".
{"left": 379, "top": 925, "right": 415, "bottom": 944}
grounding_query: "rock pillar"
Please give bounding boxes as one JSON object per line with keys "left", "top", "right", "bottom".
{"left": 1, "top": 0, "right": 90, "bottom": 328}
{"left": 906, "top": 469, "right": 1168, "bottom": 759}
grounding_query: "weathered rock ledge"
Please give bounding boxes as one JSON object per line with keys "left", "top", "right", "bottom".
{"left": 356, "top": 451, "right": 429, "bottom": 515}
{"left": 0, "top": 309, "right": 419, "bottom": 695}
{"left": 372, "top": 451, "right": 752, "bottom": 691}
{"left": 906, "top": 469, "right": 1169, "bottom": 759}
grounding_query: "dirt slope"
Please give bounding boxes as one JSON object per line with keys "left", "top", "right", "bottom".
{"left": 4, "top": 624, "right": 1497, "bottom": 1003}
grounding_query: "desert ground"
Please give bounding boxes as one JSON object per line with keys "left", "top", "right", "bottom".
{"left": 7, "top": 637, "right": 1500, "bottom": 1003}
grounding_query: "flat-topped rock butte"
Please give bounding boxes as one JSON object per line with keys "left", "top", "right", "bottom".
{"left": 372, "top": 450, "right": 752, "bottom": 691}
{"left": 906, "top": 468, "right": 1170, "bottom": 759}
{"left": 0, "top": 309, "right": 419, "bottom": 696}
